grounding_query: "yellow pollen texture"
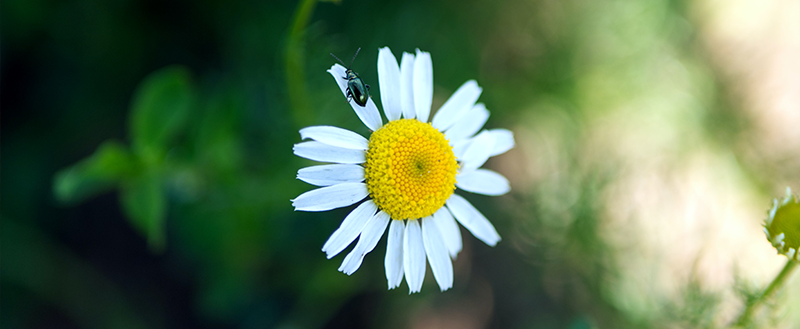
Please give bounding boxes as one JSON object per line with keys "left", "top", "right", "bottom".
{"left": 364, "top": 119, "right": 458, "bottom": 220}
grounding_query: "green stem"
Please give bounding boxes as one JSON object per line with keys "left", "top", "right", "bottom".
{"left": 284, "top": 0, "right": 318, "bottom": 129}
{"left": 734, "top": 259, "right": 798, "bottom": 327}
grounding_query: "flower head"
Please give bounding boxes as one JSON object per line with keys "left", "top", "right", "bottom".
{"left": 764, "top": 187, "right": 800, "bottom": 260}
{"left": 292, "top": 47, "right": 515, "bottom": 293}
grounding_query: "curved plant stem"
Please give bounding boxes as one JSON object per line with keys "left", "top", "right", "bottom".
{"left": 285, "top": 0, "right": 318, "bottom": 129}
{"left": 734, "top": 259, "right": 797, "bottom": 327}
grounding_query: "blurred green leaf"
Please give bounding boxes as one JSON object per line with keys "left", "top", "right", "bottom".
{"left": 129, "top": 66, "right": 195, "bottom": 159}
{"left": 53, "top": 141, "right": 136, "bottom": 204}
{"left": 120, "top": 169, "right": 167, "bottom": 252}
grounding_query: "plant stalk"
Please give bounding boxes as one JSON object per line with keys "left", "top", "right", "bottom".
{"left": 734, "top": 259, "right": 798, "bottom": 327}
{"left": 285, "top": 0, "right": 318, "bottom": 129}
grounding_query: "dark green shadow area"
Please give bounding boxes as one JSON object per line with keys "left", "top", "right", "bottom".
{"left": 1, "top": 0, "right": 778, "bottom": 328}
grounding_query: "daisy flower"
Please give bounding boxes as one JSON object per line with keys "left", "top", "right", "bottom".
{"left": 292, "top": 47, "right": 514, "bottom": 293}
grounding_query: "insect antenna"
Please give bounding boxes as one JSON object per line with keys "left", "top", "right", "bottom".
{"left": 349, "top": 47, "right": 362, "bottom": 68}
{"left": 330, "top": 52, "right": 347, "bottom": 67}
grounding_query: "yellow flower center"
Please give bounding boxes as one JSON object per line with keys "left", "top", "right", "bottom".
{"left": 364, "top": 119, "right": 458, "bottom": 220}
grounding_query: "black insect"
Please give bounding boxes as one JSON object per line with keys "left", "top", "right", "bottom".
{"left": 330, "top": 47, "right": 370, "bottom": 107}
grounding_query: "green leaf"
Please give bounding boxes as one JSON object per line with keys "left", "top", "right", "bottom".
{"left": 129, "top": 66, "right": 194, "bottom": 159}
{"left": 53, "top": 141, "right": 136, "bottom": 204}
{"left": 120, "top": 169, "right": 167, "bottom": 252}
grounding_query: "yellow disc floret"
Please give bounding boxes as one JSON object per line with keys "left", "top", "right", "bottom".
{"left": 365, "top": 119, "right": 458, "bottom": 220}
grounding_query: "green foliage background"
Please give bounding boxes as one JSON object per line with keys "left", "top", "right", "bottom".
{"left": 3, "top": 0, "right": 796, "bottom": 328}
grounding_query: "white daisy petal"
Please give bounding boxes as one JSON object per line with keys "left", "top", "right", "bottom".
{"left": 400, "top": 52, "right": 416, "bottom": 119}
{"left": 422, "top": 216, "right": 454, "bottom": 291}
{"left": 433, "top": 207, "right": 462, "bottom": 258}
{"left": 361, "top": 100, "right": 383, "bottom": 131}
{"left": 328, "top": 64, "right": 383, "bottom": 131}
{"left": 297, "top": 164, "right": 365, "bottom": 187}
{"left": 322, "top": 200, "right": 378, "bottom": 258}
{"left": 413, "top": 49, "right": 433, "bottom": 123}
{"left": 378, "top": 47, "right": 402, "bottom": 121}
{"left": 445, "top": 103, "right": 489, "bottom": 143}
{"left": 339, "top": 211, "right": 391, "bottom": 275}
{"left": 291, "top": 182, "right": 369, "bottom": 212}
{"left": 432, "top": 80, "right": 482, "bottom": 131}
{"left": 328, "top": 64, "right": 352, "bottom": 100}
{"left": 459, "top": 131, "right": 495, "bottom": 171}
{"left": 385, "top": 220, "right": 405, "bottom": 289}
{"left": 488, "top": 129, "right": 515, "bottom": 156}
{"left": 403, "top": 219, "right": 426, "bottom": 294}
{"left": 299, "top": 126, "right": 369, "bottom": 150}
{"left": 452, "top": 139, "right": 471, "bottom": 159}
{"left": 293, "top": 141, "right": 365, "bottom": 164}
{"left": 446, "top": 194, "right": 501, "bottom": 246}
{"left": 456, "top": 169, "right": 511, "bottom": 196}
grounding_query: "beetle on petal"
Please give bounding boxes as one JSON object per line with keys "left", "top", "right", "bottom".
{"left": 331, "top": 48, "right": 371, "bottom": 107}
